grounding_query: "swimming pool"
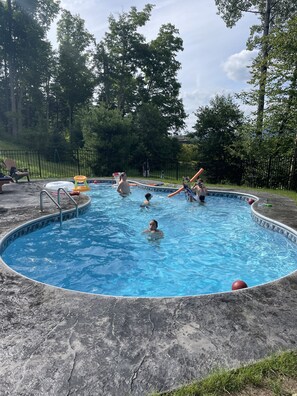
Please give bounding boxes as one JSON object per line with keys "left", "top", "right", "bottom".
{"left": 2, "top": 184, "right": 297, "bottom": 297}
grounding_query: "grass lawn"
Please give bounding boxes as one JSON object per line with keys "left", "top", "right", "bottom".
{"left": 151, "top": 351, "right": 297, "bottom": 396}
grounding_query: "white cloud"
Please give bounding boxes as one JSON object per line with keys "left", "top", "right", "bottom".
{"left": 223, "top": 49, "right": 258, "bottom": 82}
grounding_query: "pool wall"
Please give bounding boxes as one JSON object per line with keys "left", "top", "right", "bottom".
{"left": 251, "top": 209, "right": 297, "bottom": 243}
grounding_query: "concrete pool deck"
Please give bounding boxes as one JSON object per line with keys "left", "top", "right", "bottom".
{"left": 0, "top": 180, "right": 297, "bottom": 396}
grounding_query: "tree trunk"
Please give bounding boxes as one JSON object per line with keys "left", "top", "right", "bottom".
{"left": 256, "top": 0, "right": 271, "bottom": 136}
{"left": 278, "top": 63, "right": 297, "bottom": 135}
{"left": 69, "top": 103, "right": 73, "bottom": 144}
{"left": 17, "top": 84, "right": 23, "bottom": 136}
{"left": 288, "top": 132, "right": 297, "bottom": 190}
{"left": 3, "top": 56, "right": 10, "bottom": 133}
{"left": 6, "top": 0, "right": 18, "bottom": 138}
{"left": 45, "top": 77, "right": 50, "bottom": 132}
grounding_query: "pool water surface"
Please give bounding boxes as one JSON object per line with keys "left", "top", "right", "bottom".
{"left": 2, "top": 184, "right": 297, "bottom": 297}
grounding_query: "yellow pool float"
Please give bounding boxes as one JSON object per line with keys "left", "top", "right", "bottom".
{"left": 73, "top": 175, "right": 90, "bottom": 192}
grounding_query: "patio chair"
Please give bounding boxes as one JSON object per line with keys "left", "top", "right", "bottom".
{"left": 0, "top": 174, "right": 14, "bottom": 193}
{"left": 3, "top": 158, "right": 30, "bottom": 183}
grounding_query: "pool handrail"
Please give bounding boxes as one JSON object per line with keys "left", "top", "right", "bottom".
{"left": 40, "top": 190, "right": 63, "bottom": 226}
{"left": 57, "top": 187, "right": 79, "bottom": 218}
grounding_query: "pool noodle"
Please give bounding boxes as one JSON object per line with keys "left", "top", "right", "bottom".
{"left": 190, "top": 167, "right": 204, "bottom": 182}
{"left": 167, "top": 186, "right": 184, "bottom": 198}
{"left": 168, "top": 168, "right": 204, "bottom": 198}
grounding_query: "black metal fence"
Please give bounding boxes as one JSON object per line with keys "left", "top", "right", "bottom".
{"left": 0, "top": 149, "right": 97, "bottom": 179}
{"left": 0, "top": 149, "right": 296, "bottom": 190}
{"left": 242, "top": 156, "right": 297, "bottom": 190}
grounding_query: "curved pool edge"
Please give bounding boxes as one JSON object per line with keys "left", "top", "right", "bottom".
{"left": 1, "top": 183, "right": 297, "bottom": 299}
{"left": 1, "top": 180, "right": 297, "bottom": 396}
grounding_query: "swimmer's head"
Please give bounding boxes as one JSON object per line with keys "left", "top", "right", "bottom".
{"left": 149, "top": 219, "right": 158, "bottom": 229}
{"left": 145, "top": 193, "right": 152, "bottom": 200}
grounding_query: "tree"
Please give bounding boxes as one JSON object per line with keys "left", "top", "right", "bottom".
{"left": 0, "top": 1, "right": 10, "bottom": 133}
{"left": 81, "top": 104, "right": 134, "bottom": 175}
{"left": 95, "top": 5, "right": 154, "bottom": 115}
{"left": 260, "top": 16, "right": 297, "bottom": 188}
{"left": 94, "top": 4, "right": 186, "bottom": 132}
{"left": 140, "top": 23, "right": 186, "bottom": 131}
{"left": 215, "top": 0, "right": 297, "bottom": 134}
{"left": 0, "top": 0, "right": 59, "bottom": 138}
{"left": 56, "top": 10, "right": 95, "bottom": 146}
{"left": 132, "top": 103, "right": 181, "bottom": 170}
{"left": 264, "top": 17, "right": 297, "bottom": 138}
{"left": 192, "top": 94, "right": 244, "bottom": 183}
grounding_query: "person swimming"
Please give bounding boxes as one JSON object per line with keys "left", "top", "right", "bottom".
{"left": 142, "top": 219, "right": 164, "bottom": 239}
{"left": 116, "top": 172, "right": 131, "bottom": 197}
{"left": 192, "top": 179, "right": 207, "bottom": 203}
{"left": 140, "top": 193, "right": 153, "bottom": 208}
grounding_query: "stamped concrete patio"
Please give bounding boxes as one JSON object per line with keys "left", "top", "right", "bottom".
{"left": 0, "top": 181, "right": 297, "bottom": 396}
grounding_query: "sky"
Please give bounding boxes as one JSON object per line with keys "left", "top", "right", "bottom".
{"left": 48, "top": 0, "right": 259, "bottom": 131}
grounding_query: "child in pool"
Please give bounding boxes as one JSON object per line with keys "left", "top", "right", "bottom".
{"left": 142, "top": 219, "right": 164, "bottom": 239}
{"left": 140, "top": 193, "right": 153, "bottom": 208}
{"left": 192, "top": 179, "right": 207, "bottom": 203}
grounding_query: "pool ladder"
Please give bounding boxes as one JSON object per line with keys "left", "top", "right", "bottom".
{"left": 40, "top": 188, "right": 79, "bottom": 226}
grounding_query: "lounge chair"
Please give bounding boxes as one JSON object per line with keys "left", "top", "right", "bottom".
{"left": 3, "top": 158, "right": 30, "bottom": 183}
{"left": 0, "top": 175, "right": 14, "bottom": 193}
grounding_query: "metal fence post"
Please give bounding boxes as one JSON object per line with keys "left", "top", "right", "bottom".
{"left": 38, "top": 151, "right": 42, "bottom": 178}
{"left": 266, "top": 156, "right": 272, "bottom": 188}
{"left": 77, "top": 149, "right": 80, "bottom": 175}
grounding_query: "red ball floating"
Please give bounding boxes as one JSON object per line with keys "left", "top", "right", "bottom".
{"left": 232, "top": 280, "right": 248, "bottom": 290}
{"left": 248, "top": 198, "right": 255, "bottom": 205}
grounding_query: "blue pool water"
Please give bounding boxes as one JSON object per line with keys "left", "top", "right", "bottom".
{"left": 2, "top": 184, "right": 297, "bottom": 297}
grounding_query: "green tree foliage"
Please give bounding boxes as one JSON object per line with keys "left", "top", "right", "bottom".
{"left": 81, "top": 104, "right": 133, "bottom": 175}
{"left": 14, "top": 0, "right": 60, "bottom": 30}
{"left": 215, "top": 0, "right": 297, "bottom": 134}
{"left": 264, "top": 17, "right": 297, "bottom": 141}
{"left": 0, "top": 1, "right": 185, "bottom": 172}
{"left": 241, "top": 16, "right": 297, "bottom": 158}
{"left": 141, "top": 23, "right": 186, "bottom": 131}
{"left": 132, "top": 103, "right": 181, "bottom": 170}
{"left": 0, "top": 0, "right": 59, "bottom": 138}
{"left": 0, "top": 1, "right": 10, "bottom": 134}
{"left": 257, "top": 16, "right": 297, "bottom": 188}
{"left": 178, "top": 144, "right": 199, "bottom": 162}
{"left": 95, "top": 5, "right": 153, "bottom": 115}
{"left": 89, "top": 4, "right": 185, "bottom": 173}
{"left": 192, "top": 94, "right": 244, "bottom": 184}
{"left": 95, "top": 4, "right": 186, "bottom": 133}
{"left": 56, "top": 10, "right": 95, "bottom": 146}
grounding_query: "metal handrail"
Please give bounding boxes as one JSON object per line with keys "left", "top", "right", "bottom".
{"left": 39, "top": 188, "right": 79, "bottom": 227}
{"left": 40, "top": 190, "right": 63, "bottom": 226}
{"left": 57, "top": 187, "right": 79, "bottom": 218}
